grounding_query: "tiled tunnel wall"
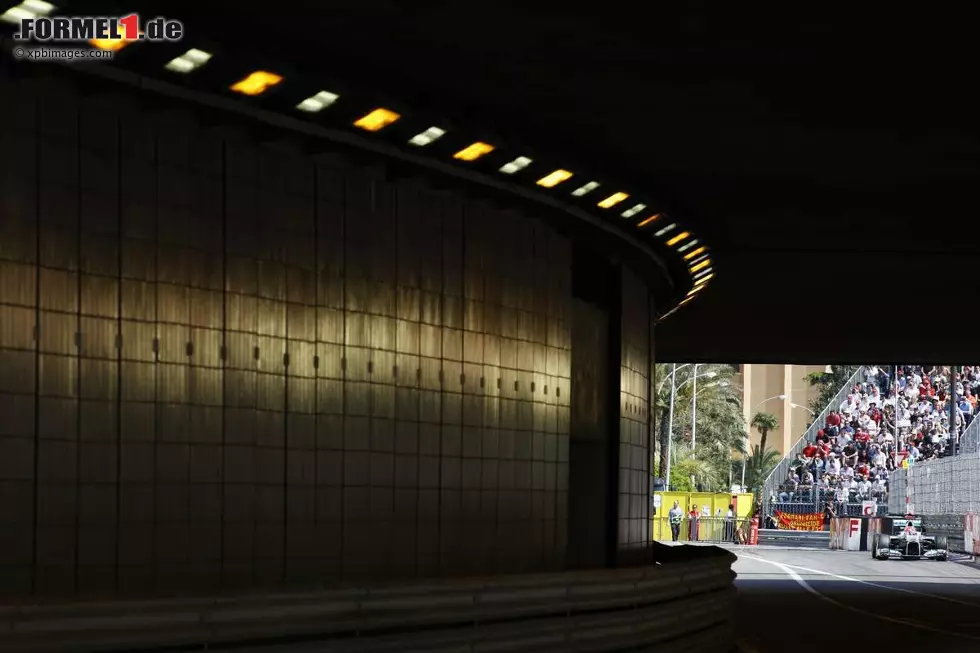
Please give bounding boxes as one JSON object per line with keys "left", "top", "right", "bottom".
{"left": 618, "top": 268, "right": 653, "bottom": 562}
{"left": 0, "top": 70, "right": 655, "bottom": 597}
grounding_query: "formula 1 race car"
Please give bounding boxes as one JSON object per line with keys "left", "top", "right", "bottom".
{"left": 872, "top": 515, "right": 948, "bottom": 561}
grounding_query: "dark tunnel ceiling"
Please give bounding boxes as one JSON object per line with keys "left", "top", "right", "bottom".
{"left": 74, "top": 2, "right": 980, "bottom": 363}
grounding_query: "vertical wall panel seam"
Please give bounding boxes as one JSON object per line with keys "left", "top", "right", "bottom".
{"left": 73, "top": 101, "right": 83, "bottom": 594}
{"left": 338, "top": 166, "right": 347, "bottom": 581}
{"left": 311, "top": 163, "right": 319, "bottom": 584}
{"left": 436, "top": 197, "right": 445, "bottom": 577}
{"left": 30, "top": 85, "right": 41, "bottom": 596}
{"left": 150, "top": 125, "right": 160, "bottom": 592}
{"left": 218, "top": 136, "right": 228, "bottom": 589}
{"left": 281, "top": 172, "right": 290, "bottom": 585}
{"left": 114, "top": 107, "right": 123, "bottom": 591}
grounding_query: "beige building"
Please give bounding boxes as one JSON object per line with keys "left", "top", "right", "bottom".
{"left": 736, "top": 364, "right": 830, "bottom": 456}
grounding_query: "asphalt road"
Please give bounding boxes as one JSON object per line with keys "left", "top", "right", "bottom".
{"left": 734, "top": 547, "right": 980, "bottom": 653}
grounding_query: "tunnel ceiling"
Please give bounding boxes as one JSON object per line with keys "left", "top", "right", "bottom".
{"left": 11, "top": 3, "right": 980, "bottom": 363}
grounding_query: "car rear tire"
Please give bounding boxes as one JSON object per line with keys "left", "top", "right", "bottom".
{"left": 935, "top": 535, "right": 949, "bottom": 560}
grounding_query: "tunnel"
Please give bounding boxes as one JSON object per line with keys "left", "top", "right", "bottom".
{"left": 2, "top": 3, "right": 980, "bottom": 653}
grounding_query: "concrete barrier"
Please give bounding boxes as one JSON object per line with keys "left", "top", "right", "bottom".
{"left": 0, "top": 546, "right": 737, "bottom": 653}
{"left": 921, "top": 514, "right": 967, "bottom": 553}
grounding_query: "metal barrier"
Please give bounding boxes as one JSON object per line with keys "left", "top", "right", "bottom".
{"left": 960, "top": 409, "right": 980, "bottom": 454}
{"left": 762, "top": 367, "right": 866, "bottom": 517}
{"left": 0, "top": 549, "right": 738, "bottom": 653}
{"left": 771, "top": 500, "right": 887, "bottom": 517}
{"left": 757, "top": 529, "right": 830, "bottom": 548}
{"left": 889, "top": 450, "right": 980, "bottom": 516}
{"left": 652, "top": 517, "right": 753, "bottom": 544}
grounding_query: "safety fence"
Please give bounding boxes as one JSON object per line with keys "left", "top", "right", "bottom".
{"left": 888, "top": 450, "right": 980, "bottom": 516}
{"left": 0, "top": 548, "right": 738, "bottom": 653}
{"left": 959, "top": 406, "right": 980, "bottom": 454}
{"left": 652, "top": 516, "right": 753, "bottom": 544}
{"left": 772, "top": 500, "right": 887, "bottom": 517}
{"left": 762, "top": 366, "right": 866, "bottom": 517}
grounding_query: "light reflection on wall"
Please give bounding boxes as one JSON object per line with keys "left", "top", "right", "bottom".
{"left": 0, "top": 71, "right": 623, "bottom": 598}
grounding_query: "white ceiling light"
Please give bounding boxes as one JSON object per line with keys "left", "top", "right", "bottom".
{"left": 621, "top": 203, "right": 646, "bottom": 218}
{"left": 1, "top": 0, "right": 54, "bottom": 24}
{"left": 296, "top": 90, "right": 340, "bottom": 113}
{"left": 693, "top": 267, "right": 712, "bottom": 279}
{"left": 499, "top": 156, "right": 532, "bottom": 174}
{"left": 688, "top": 253, "right": 709, "bottom": 266}
{"left": 677, "top": 239, "right": 699, "bottom": 253}
{"left": 571, "top": 181, "right": 599, "bottom": 196}
{"left": 164, "top": 48, "right": 212, "bottom": 73}
{"left": 408, "top": 126, "right": 446, "bottom": 146}
{"left": 654, "top": 223, "right": 677, "bottom": 237}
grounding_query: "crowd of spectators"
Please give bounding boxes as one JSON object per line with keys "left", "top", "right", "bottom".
{"left": 775, "top": 366, "right": 980, "bottom": 513}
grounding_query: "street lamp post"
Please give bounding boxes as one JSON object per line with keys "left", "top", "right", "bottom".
{"left": 691, "top": 365, "right": 699, "bottom": 455}
{"left": 790, "top": 402, "right": 815, "bottom": 417}
{"left": 741, "top": 394, "right": 787, "bottom": 489}
{"left": 664, "top": 366, "right": 717, "bottom": 490}
{"left": 665, "top": 364, "right": 677, "bottom": 491}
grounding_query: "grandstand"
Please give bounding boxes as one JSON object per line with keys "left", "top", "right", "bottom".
{"left": 762, "top": 365, "right": 979, "bottom": 521}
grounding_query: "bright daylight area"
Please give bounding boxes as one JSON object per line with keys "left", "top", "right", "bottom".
{"left": 654, "top": 363, "right": 980, "bottom": 652}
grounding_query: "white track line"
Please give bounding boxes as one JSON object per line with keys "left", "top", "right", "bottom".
{"left": 739, "top": 553, "right": 980, "bottom": 640}
{"left": 748, "top": 555, "right": 980, "bottom": 608}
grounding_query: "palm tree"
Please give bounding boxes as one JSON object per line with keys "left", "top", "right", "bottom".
{"left": 743, "top": 445, "right": 782, "bottom": 492}
{"left": 672, "top": 447, "right": 724, "bottom": 492}
{"left": 655, "top": 363, "right": 747, "bottom": 486}
{"left": 750, "top": 412, "right": 779, "bottom": 456}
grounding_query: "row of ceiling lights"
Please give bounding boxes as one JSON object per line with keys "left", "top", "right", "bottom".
{"left": 2, "top": 0, "right": 714, "bottom": 311}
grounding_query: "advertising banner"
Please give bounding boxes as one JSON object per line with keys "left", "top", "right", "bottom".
{"left": 775, "top": 511, "right": 824, "bottom": 531}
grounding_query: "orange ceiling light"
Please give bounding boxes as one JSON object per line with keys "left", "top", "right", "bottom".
{"left": 683, "top": 246, "right": 707, "bottom": 260}
{"left": 537, "top": 169, "right": 573, "bottom": 188}
{"left": 694, "top": 273, "right": 713, "bottom": 285}
{"left": 454, "top": 142, "right": 495, "bottom": 161}
{"left": 230, "top": 71, "right": 283, "bottom": 96}
{"left": 666, "top": 231, "right": 691, "bottom": 247}
{"left": 637, "top": 214, "right": 661, "bottom": 228}
{"left": 597, "top": 192, "right": 629, "bottom": 208}
{"left": 354, "top": 108, "right": 401, "bottom": 132}
{"left": 690, "top": 260, "right": 711, "bottom": 273}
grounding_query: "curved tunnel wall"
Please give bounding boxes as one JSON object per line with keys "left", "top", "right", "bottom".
{"left": 0, "top": 70, "right": 656, "bottom": 598}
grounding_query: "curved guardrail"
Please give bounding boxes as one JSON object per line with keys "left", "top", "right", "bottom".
{"left": 762, "top": 366, "right": 866, "bottom": 516}
{"left": 0, "top": 546, "right": 737, "bottom": 653}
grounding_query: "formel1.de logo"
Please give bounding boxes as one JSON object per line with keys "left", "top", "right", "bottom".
{"left": 11, "top": 9, "right": 183, "bottom": 45}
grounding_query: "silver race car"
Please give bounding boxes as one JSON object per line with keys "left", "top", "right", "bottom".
{"left": 872, "top": 516, "right": 948, "bottom": 561}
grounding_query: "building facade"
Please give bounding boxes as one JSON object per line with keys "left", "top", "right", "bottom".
{"left": 737, "top": 364, "right": 828, "bottom": 455}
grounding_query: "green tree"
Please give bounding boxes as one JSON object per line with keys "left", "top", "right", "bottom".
{"left": 750, "top": 412, "right": 779, "bottom": 456}
{"left": 743, "top": 445, "right": 782, "bottom": 492}
{"left": 804, "top": 365, "right": 859, "bottom": 415}
{"left": 655, "top": 364, "right": 747, "bottom": 491}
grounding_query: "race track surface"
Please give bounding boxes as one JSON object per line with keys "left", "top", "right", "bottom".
{"left": 734, "top": 547, "right": 980, "bottom": 653}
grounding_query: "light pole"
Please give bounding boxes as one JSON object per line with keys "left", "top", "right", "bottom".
{"left": 691, "top": 380, "right": 728, "bottom": 458}
{"left": 790, "top": 402, "right": 815, "bottom": 416}
{"left": 741, "top": 394, "right": 787, "bottom": 489}
{"left": 665, "top": 366, "right": 718, "bottom": 489}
